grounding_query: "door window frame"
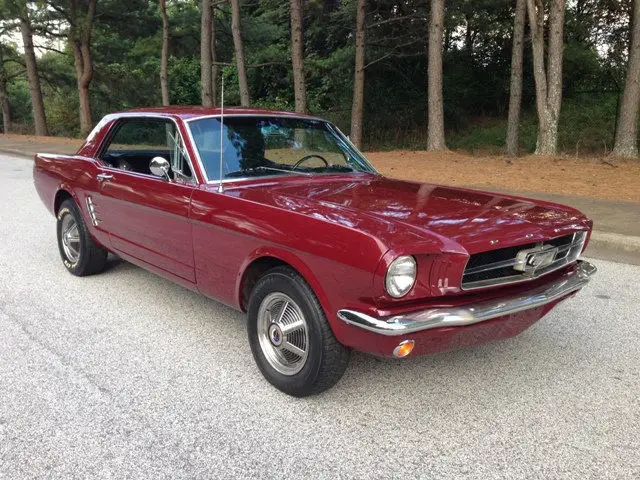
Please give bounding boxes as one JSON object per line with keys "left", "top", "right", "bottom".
{"left": 96, "top": 115, "right": 199, "bottom": 185}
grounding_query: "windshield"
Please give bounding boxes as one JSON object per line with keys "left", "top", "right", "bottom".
{"left": 188, "top": 116, "right": 376, "bottom": 181}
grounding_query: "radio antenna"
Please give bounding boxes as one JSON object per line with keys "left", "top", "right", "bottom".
{"left": 217, "top": 76, "right": 225, "bottom": 194}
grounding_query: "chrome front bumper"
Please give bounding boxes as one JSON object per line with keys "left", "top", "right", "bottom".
{"left": 337, "top": 260, "right": 596, "bottom": 336}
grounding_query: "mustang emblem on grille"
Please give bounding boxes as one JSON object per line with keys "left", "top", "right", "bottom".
{"left": 513, "top": 244, "right": 558, "bottom": 275}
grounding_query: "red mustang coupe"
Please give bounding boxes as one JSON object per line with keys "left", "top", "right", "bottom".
{"left": 33, "top": 107, "right": 596, "bottom": 396}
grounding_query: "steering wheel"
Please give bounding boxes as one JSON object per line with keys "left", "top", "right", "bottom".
{"left": 292, "top": 154, "right": 329, "bottom": 170}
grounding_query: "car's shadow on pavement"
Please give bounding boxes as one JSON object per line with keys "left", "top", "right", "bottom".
{"left": 93, "top": 256, "right": 579, "bottom": 404}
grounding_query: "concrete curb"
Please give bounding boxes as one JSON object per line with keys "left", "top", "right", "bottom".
{"left": 0, "top": 148, "right": 36, "bottom": 159}
{"left": 588, "top": 231, "right": 640, "bottom": 253}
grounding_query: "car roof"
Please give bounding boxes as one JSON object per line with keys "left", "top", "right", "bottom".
{"left": 117, "top": 106, "right": 319, "bottom": 121}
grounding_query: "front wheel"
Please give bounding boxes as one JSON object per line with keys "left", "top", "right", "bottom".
{"left": 247, "top": 266, "right": 349, "bottom": 397}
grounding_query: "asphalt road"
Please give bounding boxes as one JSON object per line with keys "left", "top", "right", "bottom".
{"left": 1, "top": 153, "right": 639, "bottom": 479}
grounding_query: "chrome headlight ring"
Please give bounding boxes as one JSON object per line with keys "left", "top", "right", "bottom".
{"left": 385, "top": 255, "right": 417, "bottom": 298}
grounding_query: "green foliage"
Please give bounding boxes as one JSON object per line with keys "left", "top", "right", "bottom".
{"left": 6, "top": 78, "right": 31, "bottom": 130}
{"left": 557, "top": 93, "right": 619, "bottom": 154}
{"left": 45, "top": 90, "right": 80, "bottom": 137}
{"left": 168, "top": 56, "right": 200, "bottom": 105}
{"left": 0, "top": 0, "right": 631, "bottom": 152}
{"left": 443, "top": 94, "right": 618, "bottom": 155}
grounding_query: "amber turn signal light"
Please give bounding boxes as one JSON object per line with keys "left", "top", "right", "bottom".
{"left": 393, "top": 340, "right": 415, "bottom": 358}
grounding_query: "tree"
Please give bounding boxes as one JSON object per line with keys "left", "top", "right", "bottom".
{"left": 350, "top": 0, "right": 366, "bottom": 149}
{"left": 0, "top": 44, "right": 11, "bottom": 134}
{"left": 290, "top": 0, "right": 307, "bottom": 113}
{"left": 18, "top": 2, "right": 48, "bottom": 135}
{"left": 427, "top": 0, "right": 446, "bottom": 151}
{"left": 613, "top": 0, "right": 640, "bottom": 158}
{"left": 505, "top": 0, "right": 526, "bottom": 156}
{"left": 159, "top": 0, "right": 170, "bottom": 106}
{"left": 48, "top": 0, "right": 98, "bottom": 135}
{"left": 230, "top": 0, "right": 250, "bottom": 106}
{"left": 200, "top": 0, "right": 214, "bottom": 107}
{"left": 526, "top": 0, "right": 565, "bottom": 156}
{"left": 0, "top": 0, "right": 629, "bottom": 151}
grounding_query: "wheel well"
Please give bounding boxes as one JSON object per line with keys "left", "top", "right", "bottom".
{"left": 54, "top": 189, "right": 73, "bottom": 214}
{"left": 240, "top": 256, "right": 290, "bottom": 311}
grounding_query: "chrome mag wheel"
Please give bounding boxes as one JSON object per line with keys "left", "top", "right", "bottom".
{"left": 60, "top": 213, "right": 81, "bottom": 263}
{"left": 257, "top": 292, "right": 309, "bottom": 376}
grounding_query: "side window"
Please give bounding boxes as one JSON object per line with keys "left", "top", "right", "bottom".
{"left": 101, "top": 118, "right": 192, "bottom": 181}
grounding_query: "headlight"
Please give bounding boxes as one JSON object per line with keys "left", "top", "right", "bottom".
{"left": 385, "top": 255, "right": 417, "bottom": 298}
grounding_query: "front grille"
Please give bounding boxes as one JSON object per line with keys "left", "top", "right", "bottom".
{"left": 462, "top": 232, "right": 587, "bottom": 290}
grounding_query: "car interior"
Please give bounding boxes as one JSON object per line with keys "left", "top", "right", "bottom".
{"left": 102, "top": 149, "right": 192, "bottom": 179}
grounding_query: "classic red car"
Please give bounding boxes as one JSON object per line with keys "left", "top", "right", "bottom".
{"left": 33, "top": 106, "right": 596, "bottom": 396}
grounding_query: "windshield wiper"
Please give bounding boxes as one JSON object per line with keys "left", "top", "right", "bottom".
{"left": 260, "top": 166, "right": 311, "bottom": 176}
{"left": 225, "top": 166, "right": 311, "bottom": 178}
{"left": 320, "top": 165, "right": 355, "bottom": 173}
{"left": 295, "top": 164, "right": 356, "bottom": 174}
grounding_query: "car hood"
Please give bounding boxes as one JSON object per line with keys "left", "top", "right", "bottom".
{"left": 230, "top": 174, "right": 592, "bottom": 254}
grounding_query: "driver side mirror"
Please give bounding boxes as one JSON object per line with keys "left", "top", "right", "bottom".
{"left": 150, "top": 156, "right": 171, "bottom": 180}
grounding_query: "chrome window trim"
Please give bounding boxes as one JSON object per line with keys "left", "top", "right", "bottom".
{"left": 183, "top": 114, "right": 378, "bottom": 185}
{"left": 183, "top": 113, "right": 327, "bottom": 123}
{"left": 97, "top": 115, "right": 198, "bottom": 185}
{"left": 461, "top": 231, "right": 588, "bottom": 291}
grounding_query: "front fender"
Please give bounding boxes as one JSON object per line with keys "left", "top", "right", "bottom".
{"left": 236, "top": 245, "right": 334, "bottom": 321}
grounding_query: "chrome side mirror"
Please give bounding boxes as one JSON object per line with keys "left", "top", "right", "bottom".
{"left": 150, "top": 156, "right": 171, "bottom": 180}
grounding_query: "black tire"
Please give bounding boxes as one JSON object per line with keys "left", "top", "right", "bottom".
{"left": 56, "top": 198, "right": 108, "bottom": 276}
{"left": 247, "top": 266, "right": 350, "bottom": 397}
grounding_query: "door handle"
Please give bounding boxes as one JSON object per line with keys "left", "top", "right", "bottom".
{"left": 96, "top": 173, "right": 113, "bottom": 182}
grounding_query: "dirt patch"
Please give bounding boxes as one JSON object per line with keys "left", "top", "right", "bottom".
{"left": 366, "top": 150, "right": 640, "bottom": 202}
{"left": 1, "top": 134, "right": 80, "bottom": 146}
{"left": 0, "top": 134, "right": 81, "bottom": 156}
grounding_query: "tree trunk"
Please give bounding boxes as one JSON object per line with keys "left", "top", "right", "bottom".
{"left": 211, "top": 13, "right": 218, "bottom": 106}
{"left": 427, "top": 0, "right": 446, "bottom": 151}
{"left": 0, "top": 48, "right": 10, "bottom": 134}
{"left": 71, "top": 39, "right": 92, "bottom": 136}
{"left": 19, "top": 12, "right": 48, "bottom": 136}
{"left": 464, "top": 15, "right": 473, "bottom": 55}
{"left": 526, "top": 0, "right": 565, "bottom": 156}
{"left": 0, "top": 72, "right": 11, "bottom": 135}
{"left": 350, "top": 0, "right": 366, "bottom": 149}
{"left": 290, "top": 0, "right": 307, "bottom": 113}
{"left": 201, "top": 0, "right": 213, "bottom": 107}
{"left": 70, "top": 0, "right": 97, "bottom": 136}
{"left": 159, "top": 0, "right": 170, "bottom": 106}
{"left": 505, "top": 0, "right": 526, "bottom": 156}
{"left": 613, "top": 0, "right": 640, "bottom": 158}
{"left": 0, "top": 80, "right": 9, "bottom": 134}
{"left": 230, "top": 0, "right": 250, "bottom": 106}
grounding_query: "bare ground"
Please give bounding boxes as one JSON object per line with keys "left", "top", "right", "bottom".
{"left": 368, "top": 150, "right": 640, "bottom": 202}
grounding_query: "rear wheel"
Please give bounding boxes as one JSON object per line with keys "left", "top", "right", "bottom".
{"left": 56, "top": 198, "right": 108, "bottom": 276}
{"left": 247, "top": 266, "right": 350, "bottom": 397}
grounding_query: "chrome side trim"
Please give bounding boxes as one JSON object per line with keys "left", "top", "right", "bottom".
{"left": 337, "top": 261, "right": 596, "bottom": 336}
{"left": 85, "top": 195, "right": 100, "bottom": 226}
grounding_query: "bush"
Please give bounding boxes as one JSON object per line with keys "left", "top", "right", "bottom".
{"left": 45, "top": 90, "right": 80, "bottom": 138}
{"left": 361, "top": 92, "right": 619, "bottom": 154}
